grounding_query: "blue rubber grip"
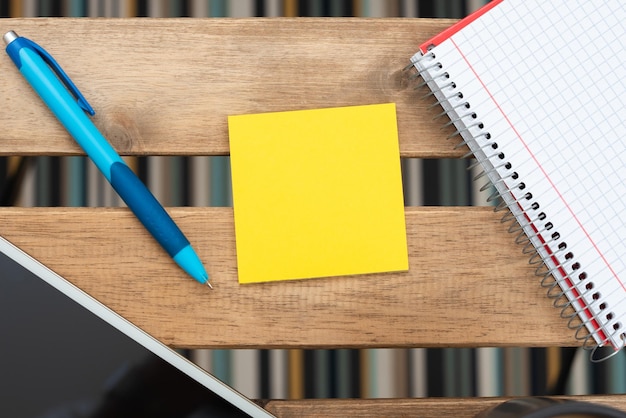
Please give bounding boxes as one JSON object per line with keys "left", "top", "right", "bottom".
{"left": 110, "top": 162, "right": 189, "bottom": 258}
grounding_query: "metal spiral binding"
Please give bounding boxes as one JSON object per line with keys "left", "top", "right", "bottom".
{"left": 406, "top": 50, "right": 625, "bottom": 362}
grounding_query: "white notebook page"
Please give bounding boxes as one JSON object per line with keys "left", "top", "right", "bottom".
{"left": 414, "top": 0, "right": 626, "bottom": 349}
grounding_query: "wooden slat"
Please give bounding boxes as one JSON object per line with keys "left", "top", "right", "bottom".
{"left": 264, "top": 395, "right": 626, "bottom": 417}
{"left": 0, "top": 18, "right": 460, "bottom": 158}
{"left": 0, "top": 206, "right": 581, "bottom": 349}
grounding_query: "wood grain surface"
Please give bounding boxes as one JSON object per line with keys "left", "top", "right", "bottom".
{"left": 2, "top": 18, "right": 620, "bottom": 418}
{"left": 264, "top": 395, "right": 626, "bottom": 417}
{"left": 0, "top": 18, "right": 459, "bottom": 157}
{"left": 0, "top": 206, "right": 581, "bottom": 349}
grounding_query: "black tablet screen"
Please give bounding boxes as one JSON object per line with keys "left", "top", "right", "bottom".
{"left": 0, "top": 251, "right": 257, "bottom": 418}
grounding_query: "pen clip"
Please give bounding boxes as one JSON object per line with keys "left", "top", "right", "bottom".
{"left": 22, "top": 37, "right": 95, "bottom": 116}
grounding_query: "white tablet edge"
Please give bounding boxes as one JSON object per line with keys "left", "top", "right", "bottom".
{"left": 0, "top": 236, "right": 275, "bottom": 418}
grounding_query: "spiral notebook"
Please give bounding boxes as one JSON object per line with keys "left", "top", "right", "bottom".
{"left": 409, "top": 0, "right": 626, "bottom": 360}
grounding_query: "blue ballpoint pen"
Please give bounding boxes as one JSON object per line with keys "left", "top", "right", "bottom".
{"left": 3, "top": 30, "right": 211, "bottom": 289}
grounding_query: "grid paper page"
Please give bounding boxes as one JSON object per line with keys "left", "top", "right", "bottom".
{"left": 420, "top": 0, "right": 626, "bottom": 348}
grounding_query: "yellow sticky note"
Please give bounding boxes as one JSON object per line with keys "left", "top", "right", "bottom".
{"left": 228, "top": 103, "right": 408, "bottom": 284}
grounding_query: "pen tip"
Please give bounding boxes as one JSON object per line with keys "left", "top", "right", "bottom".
{"left": 206, "top": 280, "right": 213, "bottom": 290}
